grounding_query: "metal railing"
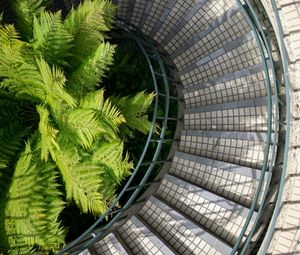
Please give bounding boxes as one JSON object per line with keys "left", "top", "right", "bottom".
{"left": 56, "top": 20, "right": 176, "bottom": 255}
{"left": 232, "top": 0, "right": 289, "bottom": 253}
{"left": 261, "top": 0, "right": 291, "bottom": 253}
{"left": 230, "top": 0, "right": 278, "bottom": 253}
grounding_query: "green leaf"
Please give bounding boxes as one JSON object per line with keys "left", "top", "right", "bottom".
{"left": 32, "top": 11, "right": 74, "bottom": 67}
{"left": 0, "top": 142, "right": 65, "bottom": 254}
{"left": 36, "top": 105, "right": 59, "bottom": 162}
{"left": 80, "top": 89, "right": 125, "bottom": 135}
{"left": 68, "top": 42, "right": 115, "bottom": 97}
{"left": 93, "top": 140, "right": 133, "bottom": 185}
{"left": 112, "top": 91, "right": 156, "bottom": 137}
{"left": 51, "top": 141, "right": 107, "bottom": 215}
{"left": 64, "top": 0, "right": 116, "bottom": 70}
{"left": 61, "top": 108, "right": 103, "bottom": 149}
{"left": 36, "top": 58, "right": 76, "bottom": 109}
{"left": 11, "top": 0, "right": 51, "bottom": 39}
{"left": 0, "top": 24, "right": 25, "bottom": 64}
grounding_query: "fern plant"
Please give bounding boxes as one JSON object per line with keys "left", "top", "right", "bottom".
{"left": 0, "top": 0, "right": 155, "bottom": 254}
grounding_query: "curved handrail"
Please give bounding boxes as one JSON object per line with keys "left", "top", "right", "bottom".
{"left": 261, "top": 0, "right": 291, "bottom": 253}
{"left": 239, "top": 1, "right": 280, "bottom": 254}
{"left": 76, "top": 29, "right": 171, "bottom": 253}
{"left": 231, "top": 0, "right": 279, "bottom": 253}
{"left": 56, "top": 21, "right": 172, "bottom": 254}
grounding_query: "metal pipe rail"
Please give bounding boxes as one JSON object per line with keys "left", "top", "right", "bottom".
{"left": 55, "top": 20, "right": 174, "bottom": 255}
{"left": 232, "top": 0, "right": 289, "bottom": 253}
{"left": 261, "top": 0, "right": 291, "bottom": 253}
{"left": 230, "top": 0, "right": 279, "bottom": 253}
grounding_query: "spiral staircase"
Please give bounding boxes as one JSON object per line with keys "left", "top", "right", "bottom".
{"left": 58, "top": 0, "right": 300, "bottom": 254}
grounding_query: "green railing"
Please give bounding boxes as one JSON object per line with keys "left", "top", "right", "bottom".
{"left": 232, "top": 0, "right": 290, "bottom": 253}
{"left": 261, "top": 0, "right": 291, "bottom": 253}
{"left": 56, "top": 20, "right": 176, "bottom": 255}
{"left": 230, "top": 0, "right": 279, "bottom": 254}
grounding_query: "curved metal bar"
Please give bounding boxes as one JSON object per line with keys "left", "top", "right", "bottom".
{"left": 56, "top": 22, "right": 172, "bottom": 254}
{"left": 76, "top": 29, "right": 171, "bottom": 253}
{"left": 231, "top": 0, "right": 275, "bottom": 253}
{"left": 239, "top": 1, "right": 280, "bottom": 253}
{"left": 261, "top": 1, "right": 291, "bottom": 253}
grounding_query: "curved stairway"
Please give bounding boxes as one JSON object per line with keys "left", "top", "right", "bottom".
{"left": 60, "top": 0, "right": 288, "bottom": 254}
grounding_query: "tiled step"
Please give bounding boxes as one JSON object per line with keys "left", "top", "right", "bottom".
{"left": 93, "top": 233, "right": 128, "bottom": 255}
{"left": 139, "top": 0, "right": 170, "bottom": 35}
{"left": 156, "top": 174, "right": 257, "bottom": 245}
{"left": 79, "top": 250, "right": 91, "bottom": 255}
{"left": 115, "top": 0, "right": 131, "bottom": 20}
{"left": 182, "top": 65, "right": 266, "bottom": 108}
{"left": 179, "top": 130, "right": 275, "bottom": 169}
{"left": 149, "top": 0, "right": 200, "bottom": 40}
{"left": 169, "top": 151, "right": 267, "bottom": 207}
{"left": 184, "top": 97, "right": 274, "bottom": 132}
{"left": 139, "top": 196, "right": 233, "bottom": 255}
{"left": 171, "top": 10, "right": 250, "bottom": 70}
{"left": 177, "top": 31, "right": 256, "bottom": 76}
{"left": 161, "top": 0, "right": 236, "bottom": 53}
{"left": 179, "top": 34, "right": 262, "bottom": 89}
{"left": 129, "top": 0, "right": 154, "bottom": 28}
{"left": 118, "top": 215, "right": 175, "bottom": 255}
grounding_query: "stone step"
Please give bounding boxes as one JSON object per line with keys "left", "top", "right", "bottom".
{"left": 156, "top": 174, "right": 257, "bottom": 245}
{"left": 118, "top": 215, "right": 176, "bottom": 255}
{"left": 139, "top": 196, "right": 233, "bottom": 255}
{"left": 179, "top": 130, "right": 275, "bottom": 169}
{"left": 178, "top": 31, "right": 256, "bottom": 76}
{"left": 179, "top": 34, "right": 262, "bottom": 88}
{"left": 93, "top": 233, "right": 128, "bottom": 255}
{"left": 169, "top": 151, "right": 267, "bottom": 207}
{"left": 184, "top": 96, "right": 275, "bottom": 132}
{"left": 182, "top": 64, "right": 266, "bottom": 108}
{"left": 171, "top": 10, "right": 251, "bottom": 70}
{"left": 149, "top": 0, "right": 201, "bottom": 41}
{"left": 161, "top": 0, "right": 236, "bottom": 53}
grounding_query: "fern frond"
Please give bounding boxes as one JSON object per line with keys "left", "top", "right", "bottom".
{"left": 93, "top": 140, "right": 132, "bottom": 183}
{"left": 0, "top": 24, "right": 25, "bottom": 64}
{"left": 36, "top": 105, "right": 59, "bottom": 162}
{"left": 64, "top": 0, "right": 116, "bottom": 70}
{"left": 91, "top": 140, "right": 132, "bottom": 201}
{"left": 61, "top": 108, "right": 103, "bottom": 149}
{"left": 0, "top": 123, "right": 28, "bottom": 215}
{"left": 0, "top": 24, "right": 23, "bottom": 46}
{"left": 0, "top": 142, "right": 65, "bottom": 254}
{"left": 80, "top": 89, "right": 125, "bottom": 134}
{"left": 11, "top": 0, "right": 51, "bottom": 39}
{"left": 36, "top": 58, "right": 76, "bottom": 109}
{"left": 1, "top": 56, "right": 77, "bottom": 108}
{"left": 32, "top": 11, "right": 74, "bottom": 67}
{"left": 112, "top": 91, "right": 156, "bottom": 137}
{"left": 0, "top": 26, "right": 47, "bottom": 102}
{"left": 68, "top": 42, "right": 115, "bottom": 97}
{"left": 0, "top": 63, "right": 46, "bottom": 102}
{"left": 51, "top": 141, "right": 107, "bottom": 215}
{"left": 59, "top": 89, "right": 127, "bottom": 149}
